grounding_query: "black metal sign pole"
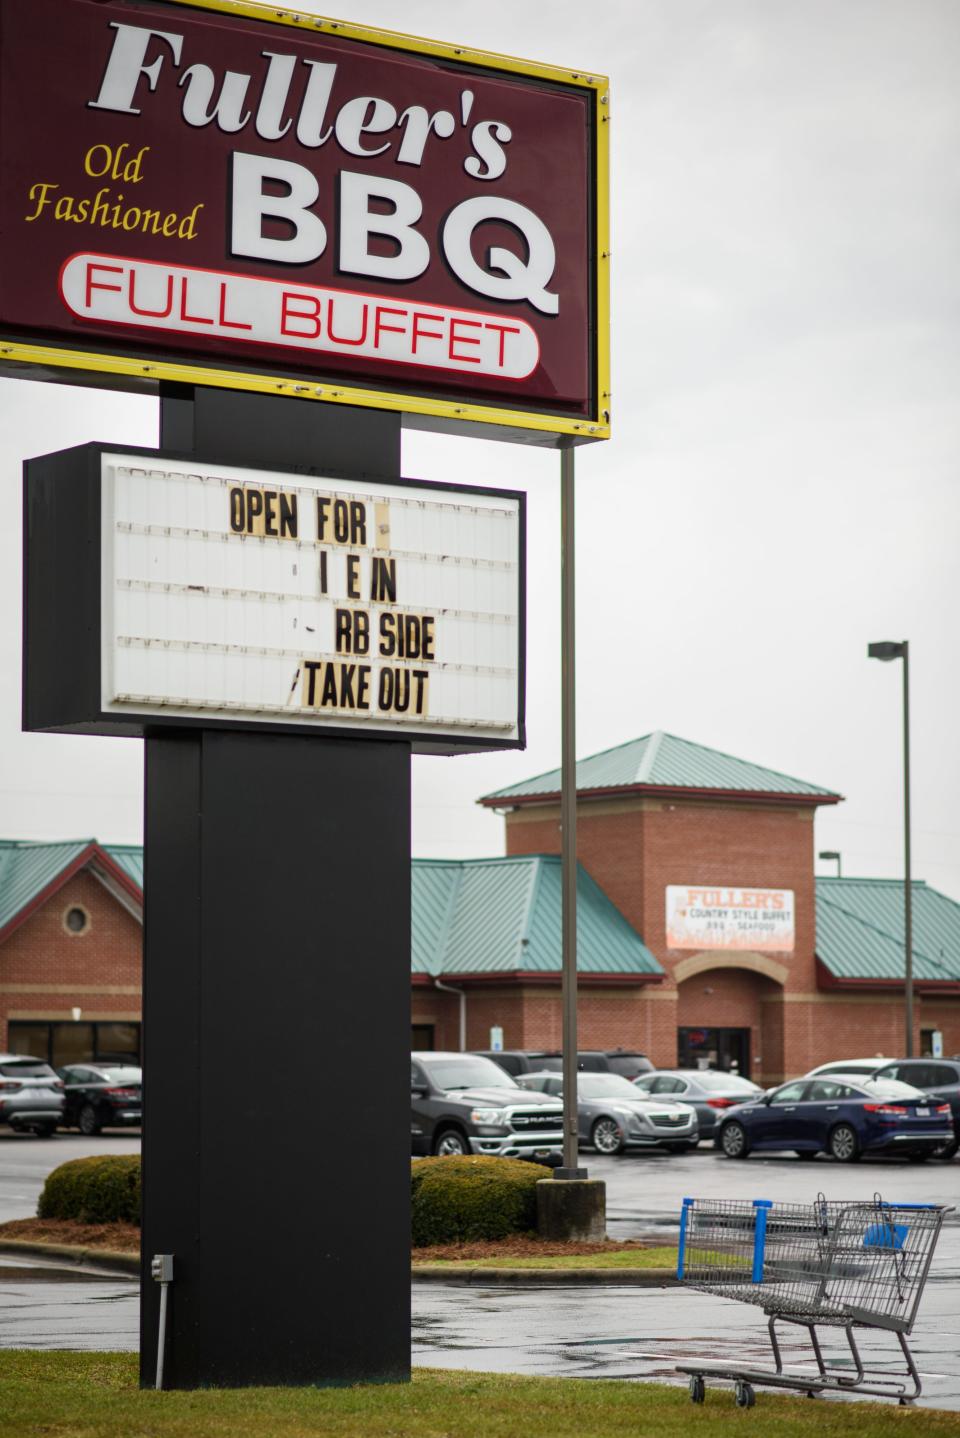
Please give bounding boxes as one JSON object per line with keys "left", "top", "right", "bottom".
{"left": 555, "top": 441, "right": 585, "bottom": 1181}
{"left": 139, "top": 386, "right": 411, "bottom": 1388}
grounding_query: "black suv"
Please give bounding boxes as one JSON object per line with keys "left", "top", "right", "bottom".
{"left": 475, "top": 1048, "right": 654, "bottom": 1081}
{"left": 872, "top": 1058, "right": 960, "bottom": 1159}
{"left": 411, "top": 1051, "right": 564, "bottom": 1161}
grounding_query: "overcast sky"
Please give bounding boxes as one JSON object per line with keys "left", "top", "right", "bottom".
{"left": 2, "top": 0, "right": 958, "bottom": 900}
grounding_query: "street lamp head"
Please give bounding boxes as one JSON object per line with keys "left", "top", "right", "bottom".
{"left": 868, "top": 641, "right": 906, "bottom": 662}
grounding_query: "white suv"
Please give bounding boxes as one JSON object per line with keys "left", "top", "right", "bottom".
{"left": 0, "top": 1054, "right": 65, "bottom": 1136}
{"left": 805, "top": 1058, "right": 888, "bottom": 1079}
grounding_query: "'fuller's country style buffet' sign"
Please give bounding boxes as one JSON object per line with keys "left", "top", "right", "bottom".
{"left": 665, "top": 886, "right": 796, "bottom": 954}
{"left": 0, "top": 0, "right": 609, "bottom": 442}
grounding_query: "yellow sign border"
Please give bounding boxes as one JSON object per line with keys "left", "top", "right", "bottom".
{"left": 1, "top": 0, "right": 610, "bottom": 442}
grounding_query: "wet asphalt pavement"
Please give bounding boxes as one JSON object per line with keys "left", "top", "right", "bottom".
{"left": 1, "top": 1134, "right": 958, "bottom": 1407}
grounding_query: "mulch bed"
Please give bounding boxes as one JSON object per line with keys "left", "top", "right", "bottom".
{"left": 413, "top": 1237, "right": 655, "bottom": 1261}
{"left": 0, "top": 1222, "right": 660, "bottom": 1263}
{"left": 0, "top": 1218, "right": 140, "bottom": 1252}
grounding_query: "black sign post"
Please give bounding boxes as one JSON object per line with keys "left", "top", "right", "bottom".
{"left": 135, "top": 388, "right": 411, "bottom": 1387}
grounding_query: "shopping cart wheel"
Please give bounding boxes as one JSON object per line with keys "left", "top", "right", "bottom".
{"left": 734, "top": 1381, "right": 756, "bottom": 1408}
{"left": 688, "top": 1376, "right": 705, "bottom": 1404}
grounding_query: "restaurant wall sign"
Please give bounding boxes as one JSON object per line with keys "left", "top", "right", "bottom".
{"left": 0, "top": 0, "right": 609, "bottom": 443}
{"left": 666, "top": 886, "right": 796, "bottom": 954}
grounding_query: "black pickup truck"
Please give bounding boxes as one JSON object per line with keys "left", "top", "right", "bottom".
{"left": 411, "top": 1051, "right": 564, "bottom": 1161}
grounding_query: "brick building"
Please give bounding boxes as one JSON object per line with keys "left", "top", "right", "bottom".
{"left": 468, "top": 732, "right": 960, "bottom": 1082}
{"left": 3, "top": 731, "right": 959, "bottom": 1079}
{"left": 0, "top": 840, "right": 143, "bottom": 1066}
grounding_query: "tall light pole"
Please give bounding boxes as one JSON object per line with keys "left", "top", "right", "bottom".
{"left": 867, "top": 640, "right": 913, "bottom": 1056}
{"left": 818, "top": 850, "right": 842, "bottom": 878}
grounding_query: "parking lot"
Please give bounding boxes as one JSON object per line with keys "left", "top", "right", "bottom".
{"left": 1, "top": 1128, "right": 957, "bottom": 1408}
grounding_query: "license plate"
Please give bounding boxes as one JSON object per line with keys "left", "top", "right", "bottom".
{"left": 917, "top": 1107, "right": 930, "bottom": 1117}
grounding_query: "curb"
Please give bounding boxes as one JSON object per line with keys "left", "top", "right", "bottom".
{"left": 0, "top": 1238, "right": 139, "bottom": 1276}
{"left": 412, "top": 1265, "right": 678, "bottom": 1286}
{"left": 0, "top": 1238, "right": 678, "bottom": 1287}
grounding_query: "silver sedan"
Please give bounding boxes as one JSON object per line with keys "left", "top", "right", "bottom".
{"left": 517, "top": 1070, "right": 698, "bottom": 1155}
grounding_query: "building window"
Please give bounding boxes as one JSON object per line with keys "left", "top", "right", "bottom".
{"left": 6, "top": 1021, "right": 141, "bottom": 1067}
{"left": 63, "top": 905, "right": 91, "bottom": 936}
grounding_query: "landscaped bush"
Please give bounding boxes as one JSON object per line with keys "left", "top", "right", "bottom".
{"left": 37, "top": 1155, "right": 141, "bottom": 1225}
{"left": 411, "top": 1155, "right": 543, "bottom": 1246}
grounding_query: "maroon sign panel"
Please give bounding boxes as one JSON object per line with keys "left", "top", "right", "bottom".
{"left": 0, "top": 0, "right": 599, "bottom": 427}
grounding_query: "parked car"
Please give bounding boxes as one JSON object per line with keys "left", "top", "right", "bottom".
{"left": 476, "top": 1048, "right": 654, "bottom": 1080}
{"left": 57, "top": 1064, "right": 142, "bottom": 1134}
{"left": 632, "top": 1069, "right": 763, "bottom": 1139}
{"left": 578, "top": 1050, "right": 655, "bottom": 1080}
{"left": 716, "top": 1075, "right": 954, "bottom": 1163}
{"left": 517, "top": 1070, "right": 699, "bottom": 1154}
{"left": 805, "top": 1058, "right": 892, "bottom": 1078}
{"left": 871, "top": 1058, "right": 960, "bottom": 1160}
{"left": 411, "top": 1051, "right": 563, "bottom": 1161}
{"left": 0, "top": 1054, "right": 64, "bottom": 1136}
{"left": 471, "top": 1050, "right": 564, "bottom": 1077}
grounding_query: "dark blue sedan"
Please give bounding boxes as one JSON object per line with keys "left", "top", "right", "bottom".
{"left": 716, "top": 1075, "right": 954, "bottom": 1163}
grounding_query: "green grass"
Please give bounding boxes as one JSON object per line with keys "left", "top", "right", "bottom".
{"left": 414, "top": 1244, "right": 678, "bottom": 1269}
{"left": 0, "top": 1353, "right": 954, "bottom": 1438}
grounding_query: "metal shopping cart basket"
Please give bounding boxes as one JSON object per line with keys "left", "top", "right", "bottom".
{"left": 675, "top": 1194, "right": 952, "bottom": 1407}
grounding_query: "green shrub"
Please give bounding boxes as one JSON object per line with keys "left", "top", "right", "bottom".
{"left": 411, "top": 1155, "right": 543, "bottom": 1246}
{"left": 37, "top": 1155, "right": 141, "bottom": 1225}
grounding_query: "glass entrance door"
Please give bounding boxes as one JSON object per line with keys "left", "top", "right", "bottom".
{"left": 678, "top": 1026, "right": 751, "bottom": 1077}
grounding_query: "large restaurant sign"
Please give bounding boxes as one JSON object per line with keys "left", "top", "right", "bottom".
{"left": 23, "top": 445, "right": 524, "bottom": 752}
{"left": 665, "top": 885, "right": 796, "bottom": 954}
{"left": 0, "top": 0, "right": 609, "bottom": 443}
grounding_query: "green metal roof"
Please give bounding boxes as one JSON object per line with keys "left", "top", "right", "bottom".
{"left": 816, "top": 878, "right": 960, "bottom": 984}
{"left": 412, "top": 855, "right": 663, "bottom": 979}
{"left": 482, "top": 731, "right": 841, "bottom": 805}
{"left": 104, "top": 845, "right": 144, "bottom": 888}
{"left": 0, "top": 841, "right": 660, "bottom": 982}
{"left": 0, "top": 840, "right": 93, "bottom": 936}
{"left": 0, "top": 839, "right": 143, "bottom": 939}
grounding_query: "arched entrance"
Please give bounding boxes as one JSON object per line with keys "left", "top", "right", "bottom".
{"left": 673, "top": 952, "right": 787, "bottom": 1084}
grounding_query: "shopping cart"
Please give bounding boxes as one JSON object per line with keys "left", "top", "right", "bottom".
{"left": 675, "top": 1194, "right": 952, "bottom": 1407}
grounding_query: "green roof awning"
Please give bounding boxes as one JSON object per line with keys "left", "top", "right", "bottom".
{"left": 412, "top": 855, "right": 662, "bottom": 979}
{"left": 816, "top": 878, "right": 960, "bottom": 984}
{"left": 482, "top": 731, "right": 841, "bottom": 806}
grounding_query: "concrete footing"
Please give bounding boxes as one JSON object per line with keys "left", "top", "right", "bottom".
{"left": 536, "top": 1178, "right": 606, "bottom": 1242}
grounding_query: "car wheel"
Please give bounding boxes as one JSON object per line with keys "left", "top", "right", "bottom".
{"left": 934, "top": 1140, "right": 958, "bottom": 1161}
{"left": 720, "top": 1121, "right": 750, "bottom": 1159}
{"left": 829, "top": 1123, "right": 860, "bottom": 1163}
{"left": 78, "top": 1103, "right": 102, "bottom": 1137}
{"left": 591, "top": 1117, "right": 625, "bottom": 1155}
{"left": 432, "top": 1127, "right": 468, "bottom": 1157}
